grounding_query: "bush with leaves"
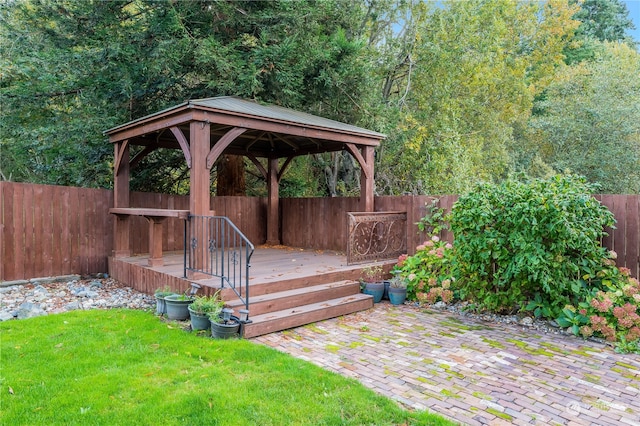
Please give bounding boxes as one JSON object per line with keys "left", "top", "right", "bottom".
{"left": 449, "top": 175, "right": 615, "bottom": 316}
{"left": 393, "top": 235, "right": 458, "bottom": 304}
{"left": 557, "top": 261, "right": 640, "bottom": 353}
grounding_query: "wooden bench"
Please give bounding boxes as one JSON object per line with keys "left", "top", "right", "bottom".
{"left": 109, "top": 208, "right": 190, "bottom": 267}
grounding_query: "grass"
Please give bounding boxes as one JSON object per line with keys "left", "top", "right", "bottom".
{"left": 0, "top": 309, "right": 454, "bottom": 425}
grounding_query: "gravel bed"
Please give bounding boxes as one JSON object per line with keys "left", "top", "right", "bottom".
{"left": 0, "top": 276, "right": 154, "bottom": 321}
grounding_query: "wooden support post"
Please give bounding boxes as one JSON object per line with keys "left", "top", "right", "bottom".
{"left": 190, "top": 121, "right": 211, "bottom": 216}
{"left": 360, "top": 146, "right": 375, "bottom": 212}
{"left": 113, "top": 141, "right": 131, "bottom": 257}
{"left": 266, "top": 157, "right": 280, "bottom": 245}
{"left": 188, "top": 121, "right": 211, "bottom": 279}
{"left": 146, "top": 216, "right": 165, "bottom": 267}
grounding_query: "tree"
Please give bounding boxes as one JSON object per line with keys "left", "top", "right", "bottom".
{"left": 565, "top": 0, "right": 637, "bottom": 64}
{"left": 524, "top": 42, "right": 640, "bottom": 193}
{"left": 0, "top": 0, "right": 379, "bottom": 195}
{"left": 573, "top": 0, "right": 635, "bottom": 43}
{"left": 376, "top": 0, "right": 580, "bottom": 195}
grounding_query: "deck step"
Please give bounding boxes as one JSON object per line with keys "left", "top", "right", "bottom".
{"left": 226, "top": 280, "right": 360, "bottom": 316}
{"left": 241, "top": 269, "right": 366, "bottom": 297}
{"left": 242, "top": 293, "right": 373, "bottom": 338}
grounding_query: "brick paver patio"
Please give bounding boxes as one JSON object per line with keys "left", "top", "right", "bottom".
{"left": 253, "top": 303, "right": 640, "bottom": 426}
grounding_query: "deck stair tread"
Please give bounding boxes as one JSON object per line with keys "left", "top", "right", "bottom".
{"left": 242, "top": 293, "right": 373, "bottom": 338}
{"left": 225, "top": 280, "right": 360, "bottom": 316}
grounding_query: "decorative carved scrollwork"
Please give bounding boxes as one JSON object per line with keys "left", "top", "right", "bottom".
{"left": 347, "top": 212, "right": 407, "bottom": 265}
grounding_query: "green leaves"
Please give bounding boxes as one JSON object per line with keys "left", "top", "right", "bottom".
{"left": 525, "top": 42, "right": 640, "bottom": 193}
{"left": 0, "top": 0, "right": 377, "bottom": 193}
{"left": 556, "top": 307, "right": 589, "bottom": 335}
{"left": 525, "top": 294, "right": 552, "bottom": 319}
{"left": 450, "top": 174, "right": 615, "bottom": 315}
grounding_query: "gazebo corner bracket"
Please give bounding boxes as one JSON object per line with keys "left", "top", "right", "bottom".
{"left": 114, "top": 140, "right": 129, "bottom": 175}
{"left": 345, "top": 143, "right": 372, "bottom": 179}
{"left": 277, "top": 156, "right": 295, "bottom": 182}
{"left": 170, "top": 126, "right": 192, "bottom": 168}
{"left": 206, "top": 127, "right": 248, "bottom": 170}
{"left": 247, "top": 154, "right": 268, "bottom": 179}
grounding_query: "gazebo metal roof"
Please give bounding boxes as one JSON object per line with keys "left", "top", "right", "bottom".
{"left": 105, "top": 96, "right": 385, "bottom": 159}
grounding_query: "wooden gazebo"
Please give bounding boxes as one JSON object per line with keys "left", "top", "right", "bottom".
{"left": 105, "top": 97, "right": 396, "bottom": 336}
{"left": 105, "top": 96, "right": 385, "bottom": 267}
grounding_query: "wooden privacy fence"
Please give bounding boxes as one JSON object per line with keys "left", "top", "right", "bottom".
{"left": 1, "top": 182, "right": 638, "bottom": 281}
{"left": 0, "top": 182, "right": 266, "bottom": 281}
{"left": 1, "top": 182, "right": 113, "bottom": 281}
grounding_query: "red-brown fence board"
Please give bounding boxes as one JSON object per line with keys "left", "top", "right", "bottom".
{"left": 51, "top": 185, "right": 63, "bottom": 277}
{"left": 281, "top": 197, "right": 360, "bottom": 250}
{"left": 0, "top": 182, "right": 4, "bottom": 280}
{"left": 2, "top": 183, "right": 16, "bottom": 279}
{"left": 68, "top": 186, "right": 80, "bottom": 274}
{"left": 625, "top": 195, "right": 639, "bottom": 278}
{"left": 1, "top": 182, "right": 112, "bottom": 280}
{"left": 22, "top": 184, "right": 35, "bottom": 277}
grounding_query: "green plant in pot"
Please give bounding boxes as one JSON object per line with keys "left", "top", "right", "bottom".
{"left": 360, "top": 265, "right": 385, "bottom": 303}
{"left": 188, "top": 291, "right": 224, "bottom": 331}
{"left": 210, "top": 306, "right": 241, "bottom": 339}
{"left": 388, "top": 275, "right": 407, "bottom": 306}
{"left": 164, "top": 292, "right": 195, "bottom": 321}
{"left": 154, "top": 286, "right": 175, "bottom": 316}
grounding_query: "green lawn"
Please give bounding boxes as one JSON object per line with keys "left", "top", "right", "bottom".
{"left": 0, "top": 309, "right": 454, "bottom": 425}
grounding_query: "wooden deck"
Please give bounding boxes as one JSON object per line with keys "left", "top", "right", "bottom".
{"left": 108, "top": 246, "right": 396, "bottom": 337}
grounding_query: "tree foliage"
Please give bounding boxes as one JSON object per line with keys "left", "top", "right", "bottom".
{"left": 376, "top": 0, "right": 580, "bottom": 195}
{"left": 1, "top": 0, "right": 639, "bottom": 196}
{"left": 564, "top": 0, "right": 637, "bottom": 64}
{"left": 0, "top": 0, "right": 377, "bottom": 192}
{"left": 522, "top": 42, "right": 640, "bottom": 193}
{"left": 574, "top": 0, "right": 635, "bottom": 43}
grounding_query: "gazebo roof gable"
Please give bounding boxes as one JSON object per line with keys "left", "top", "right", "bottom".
{"left": 105, "top": 96, "right": 385, "bottom": 141}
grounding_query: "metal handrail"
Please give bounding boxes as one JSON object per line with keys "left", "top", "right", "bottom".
{"left": 185, "top": 215, "right": 254, "bottom": 320}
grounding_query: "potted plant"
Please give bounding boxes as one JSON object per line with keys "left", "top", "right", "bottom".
{"left": 188, "top": 292, "right": 224, "bottom": 331}
{"left": 388, "top": 275, "right": 407, "bottom": 305}
{"left": 360, "top": 265, "right": 385, "bottom": 303}
{"left": 154, "top": 286, "right": 175, "bottom": 316}
{"left": 210, "top": 307, "right": 241, "bottom": 339}
{"left": 164, "top": 293, "right": 194, "bottom": 320}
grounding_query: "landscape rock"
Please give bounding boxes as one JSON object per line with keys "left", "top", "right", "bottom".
{"left": 0, "top": 286, "right": 20, "bottom": 294}
{"left": 65, "top": 301, "right": 81, "bottom": 311}
{"left": 0, "top": 311, "right": 14, "bottom": 321}
{"left": 519, "top": 317, "right": 534, "bottom": 327}
{"left": 16, "top": 302, "right": 47, "bottom": 319}
{"left": 77, "top": 290, "right": 99, "bottom": 298}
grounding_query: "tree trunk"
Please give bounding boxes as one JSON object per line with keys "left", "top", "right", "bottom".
{"left": 216, "top": 155, "right": 246, "bottom": 196}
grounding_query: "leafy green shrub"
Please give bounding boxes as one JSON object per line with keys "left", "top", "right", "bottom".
{"left": 449, "top": 175, "right": 615, "bottom": 316}
{"left": 394, "top": 235, "right": 458, "bottom": 303}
